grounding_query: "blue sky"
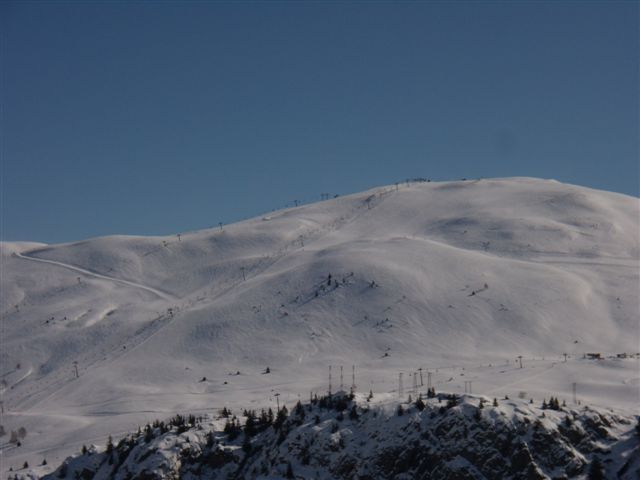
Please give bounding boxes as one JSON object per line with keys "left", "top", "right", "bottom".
{"left": 2, "top": 1, "right": 638, "bottom": 243}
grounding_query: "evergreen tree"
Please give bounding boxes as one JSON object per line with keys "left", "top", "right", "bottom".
{"left": 224, "top": 418, "right": 241, "bottom": 440}
{"left": 244, "top": 413, "right": 257, "bottom": 437}
{"left": 206, "top": 431, "right": 215, "bottom": 448}
{"left": 474, "top": 407, "right": 482, "bottom": 421}
{"left": 493, "top": 398, "right": 498, "bottom": 407}
{"left": 106, "top": 436, "right": 114, "bottom": 454}
{"left": 259, "top": 409, "right": 270, "bottom": 429}
{"left": 242, "top": 434, "right": 252, "bottom": 454}
{"left": 415, "top": 395, "right": 426, "bottom": 411}
{"left": 285, "top": 462, "right": 295, "bottom": 479}
{"left": 23, "top": 461, "right": 28, "bottom": 470}
{"left": 144, "top": 426, "right": 154, "bottom": 443}
{"left": 274, "top": 406, "right": 288, "bottom": 430}
{"left": 349, "top": 405, "right": 359, "bottom": 421}
{"left": 587, "top": 455, "right": 604, "bottom": 480}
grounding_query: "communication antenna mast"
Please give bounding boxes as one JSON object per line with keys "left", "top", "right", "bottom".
{"left": 351, "top": 365, "right": 356, "bottom": 391}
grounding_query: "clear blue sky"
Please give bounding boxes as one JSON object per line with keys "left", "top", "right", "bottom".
{"left": 2, "top": 1, "right": 638, "bottom": 243}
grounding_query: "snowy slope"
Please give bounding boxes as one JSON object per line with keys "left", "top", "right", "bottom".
{"left": 38, "top": 393, "right": 640, "bottom": 480}
{"left": 1, "top": 177, "right": 638, "bottom": 474}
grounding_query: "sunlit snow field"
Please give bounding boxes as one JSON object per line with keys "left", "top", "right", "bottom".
{"left": 1, "top": 178, "right": 638, "bottom": 473}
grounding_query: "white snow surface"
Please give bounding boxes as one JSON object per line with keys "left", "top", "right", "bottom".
{"left": 1, "top": 177, "right": 638, "bottom": 474}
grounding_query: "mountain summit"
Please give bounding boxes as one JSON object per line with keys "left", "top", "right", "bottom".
{"left": 1, "top": 177, "right": 638, "bottom": 473}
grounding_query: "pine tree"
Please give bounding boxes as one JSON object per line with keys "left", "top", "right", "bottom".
{"left": 285, "top": 462, "right": 295, "bottom": 479}
{"left": 493, "top": 398, "right": 498, "bottom": 407}
{"left": 106, "top": 435, "right": 114, "bottom": 454}
{"left": 23, "top": 461, "right": 28, "bottom": 470}
{"left": 206, "top": 431, "right": 215, "bottom": 448}
{"left": 349, "top": 405, "right": 359, "bottom": 421}
{"left": 415, "top": 395, "right": 426, "bottom": 411}
{"left": 259, "top": 409, "right": 269, "bottom": 428}
{"left": 242, "top": 434, "right": 252, "bottom": 453}
{"left": 274, "top": 406, "right": 288, "bottom": 430}
{"left": 244, "top": 413, "right": 257, "bottom": 437}
{"left": 587, "top": 455, "right": 604, "bottom": 480}
{"left": 474, "top": 407, "right": 482, "bottom": 421}
{"left": 144, "top": 426, "right": 154, "bottom": 443}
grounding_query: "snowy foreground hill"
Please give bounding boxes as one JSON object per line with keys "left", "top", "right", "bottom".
{"left": 1, "top": 177, "right": 638, "bottom": 478}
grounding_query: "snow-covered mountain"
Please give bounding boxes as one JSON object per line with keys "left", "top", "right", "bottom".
{"left": 1, "top": 177, "right": 638, "bottom": 476}
{"left": 39, "top": 392, "right": 640, "bottom": 480}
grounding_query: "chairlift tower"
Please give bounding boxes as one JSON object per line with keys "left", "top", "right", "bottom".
{"left": 351, "top": 365, "right": 356, "bottom": 391}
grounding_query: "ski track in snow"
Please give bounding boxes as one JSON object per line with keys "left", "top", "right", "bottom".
{"left": 15, "top": 252, "right": 176, "bottom": 301}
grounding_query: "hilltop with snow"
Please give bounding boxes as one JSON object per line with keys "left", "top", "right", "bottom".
{"left": 1, "top": 177, "right": 638, "bottom": 476}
